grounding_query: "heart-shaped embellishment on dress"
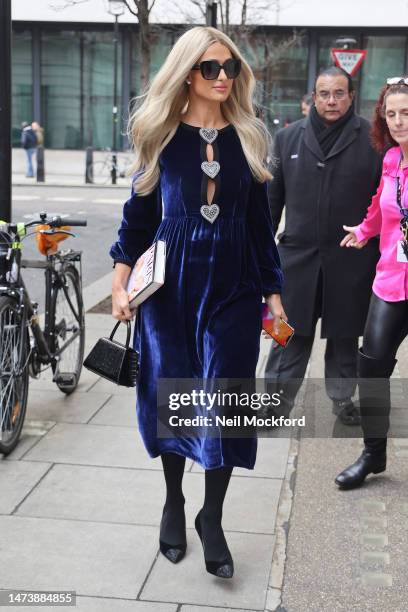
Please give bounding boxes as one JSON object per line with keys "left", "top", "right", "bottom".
{"left": 200, "top": 203, "right": 220, "bottom": 223}
{"left": 201, "top": 161, "right": 220, "bottom": 179}
{"left": 199, "top": 127, "right": 218, "bottom": 144}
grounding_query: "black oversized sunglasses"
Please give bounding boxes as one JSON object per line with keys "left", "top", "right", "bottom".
{"left": 191, "top": 58, "right": 241, "bottom": 80}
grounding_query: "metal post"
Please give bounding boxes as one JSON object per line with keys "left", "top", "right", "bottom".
{"left": 206, "top": 0, "right": 217, "bottom": 28}
{"left": 32, "top": 26, "right": 42, "bottom": 125}
{"left": 85, "top": 147, "right": 93, "bottom": 183}
{"left": 0, "top": 0, "right": 12, "bottom": 222}
{"left": 36, "top": 145, "right": 45, "bottom": 182}
{"left": 111, "top": 15, "right": 119, "bottom": 185}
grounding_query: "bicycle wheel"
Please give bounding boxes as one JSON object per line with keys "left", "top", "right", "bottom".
{"left": 0, "top": 296, "right": 29, "bottom": 455}
{"left": 50, "top": 265, "right": 85, "bottom": 394}
{"left": 88, "top": 160, "right": 110, "bottom": 185}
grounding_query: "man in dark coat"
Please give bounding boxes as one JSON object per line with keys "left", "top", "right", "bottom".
{"left": 265, "top": 66, "right": 382, "bottom": 425}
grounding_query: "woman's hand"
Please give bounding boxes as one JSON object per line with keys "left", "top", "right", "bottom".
{"left": 340, "top": 225, "right": 368, "bottom": 249}
{"left": 265, "top": 293, "right": 288, "bottom": 335}
{"left": 112, "top": 263, "right": 134, "bottom": 321}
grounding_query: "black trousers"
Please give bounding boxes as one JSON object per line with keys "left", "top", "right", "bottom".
{"left": 265, "top": 269, "right": 358, "bottom": 410}
{"left": 359, "top": 292, "right": 408, "bottom": 451}
{"left": 362, "top": 292, "right": 408, "bottom": 360}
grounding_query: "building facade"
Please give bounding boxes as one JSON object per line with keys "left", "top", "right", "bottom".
{"left": 11, "top": 0, "right": 408, "bottom": 149}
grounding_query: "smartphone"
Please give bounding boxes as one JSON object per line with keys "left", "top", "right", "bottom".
{"left": 262, "top": 303, "right": 294, "bottom": 347}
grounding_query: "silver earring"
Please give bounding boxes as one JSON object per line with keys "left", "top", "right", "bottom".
{"left": 186, "top": 80, "right": 191, "bottom": 85}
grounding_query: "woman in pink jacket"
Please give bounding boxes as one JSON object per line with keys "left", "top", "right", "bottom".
{"left": 335, "top": 78, "right": 408, "bottom": 489}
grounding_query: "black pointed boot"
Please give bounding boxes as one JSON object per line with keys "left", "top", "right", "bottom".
{"left": 335, "top": 350, "right": 397, "bottom": 490}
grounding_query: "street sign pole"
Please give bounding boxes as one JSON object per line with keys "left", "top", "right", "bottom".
{"left": 0, "top": 0, "right": 12, "bottom": 222}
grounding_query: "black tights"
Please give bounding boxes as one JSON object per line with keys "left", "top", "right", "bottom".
{"left": 362, "top": 293, "right": 408, "bottom": 360}
{"left": 160, "top": 453, "right": 233, "bottom": 560}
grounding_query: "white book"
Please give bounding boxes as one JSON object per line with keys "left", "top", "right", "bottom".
{"left": 127, "top": 240, "right": 166, "bottom": 308}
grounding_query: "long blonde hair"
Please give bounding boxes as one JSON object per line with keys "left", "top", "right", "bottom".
{"left": 128, "top": 26, "right": 272, "bottom": 195}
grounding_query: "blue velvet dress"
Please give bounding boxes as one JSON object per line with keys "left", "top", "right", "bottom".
{"left": 110, "top": 122, "right": 282, "bottom": 470}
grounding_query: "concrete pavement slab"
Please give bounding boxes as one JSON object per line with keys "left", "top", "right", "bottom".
{"left": 88, "top": 377, "right": 138, "bottom": 396}
{"left": 191, "top": 437, "right": 291, "bottom": 479}
{"left": 3, "top": 421, "right": 57, "bottom": 462}
{"left": 141, "top": 531, "right": 274, "bottom": 610}
{"left": 2, "top": 599, "right": 177, "bottom": 612}
{"left": 22, "top": 422, "right": 193, "bottom": 471}
{"left": 16, "top": 466, "right": 279, "bottom": 536}
{"left": 26, "top": 390, "right": 111, "bottom": 424}
{"left": 16, "top": 464, "right": 167, "bottom": 525}
{"left": 0, "top": 461, "right": 51, "bottom": 514}
{"left": 181, "top": 607, "right": 254, "bottom": 612}
{"left": 2, "top": 434, "right": 47, "bottom": 461}
{"left": 0, "top": 516, "right": 158, "bottom": 599}
{"left": 89, "top": 394, "right": 137, "bottom": 428}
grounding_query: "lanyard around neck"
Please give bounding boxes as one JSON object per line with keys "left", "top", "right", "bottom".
{"left": 396, "top": 153, "right": 408, "bottom": 218}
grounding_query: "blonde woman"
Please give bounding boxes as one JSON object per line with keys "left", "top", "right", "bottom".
{"left": 110, "top": 26, "right": 284, "bottom": 579}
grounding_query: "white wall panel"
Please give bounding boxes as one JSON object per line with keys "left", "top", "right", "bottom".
{"left": 11, "top": 0, "right": 408, "bottom": 26}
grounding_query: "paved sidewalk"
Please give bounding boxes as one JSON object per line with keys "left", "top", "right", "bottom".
{"left": 0, "top": 312, "right": 293, "bottom": 612}
{"left": 1, "top": 282, "right": 407, "bottom": 610}
{"left": 12, "top": 148, "right": 131, "bottom": 188}
{"left": 279, "top": 332, "right": 408, "bottom": 612}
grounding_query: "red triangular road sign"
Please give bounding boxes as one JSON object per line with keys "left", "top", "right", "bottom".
{"left": 331, "top": 49, "right": 367, "bottom": 76}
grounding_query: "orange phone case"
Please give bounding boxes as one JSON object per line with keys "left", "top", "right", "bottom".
{"left": 262, "top": 303, "right": 294, "bottom": 347}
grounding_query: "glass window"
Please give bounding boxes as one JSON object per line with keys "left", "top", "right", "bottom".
{"left": 12, "top": 30, "right": 32, "bottom": 147}
{"left": 130, "top": 26, "right": 175, "bottom": 96}
{"left": 359, "top": 36, "right": 406, "bottom": 119}
{"left": 242, "top": 30, "right": 309, "bottom": 134}
{"left": 83, "top": 30, "right": 122, "bottom": 150}
{"left": 41, "top": 31, "right": 81, "bottom": 149}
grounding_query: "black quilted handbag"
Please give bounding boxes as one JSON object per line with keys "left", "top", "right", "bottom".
{"left": 83, "top": 321, "right": 139, "bottom": 387}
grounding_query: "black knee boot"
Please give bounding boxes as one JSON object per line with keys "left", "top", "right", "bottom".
{"left": 195, "top": 466, "right": 234, "bottom": 578}
{"left": 335, "top": 349, "right": 397, "bottom": 490}
{"left": 160, "top": 453, "right": 187, "bottom": 563}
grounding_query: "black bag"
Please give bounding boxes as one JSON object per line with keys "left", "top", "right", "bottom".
{"left": 83, "top": 321, "right": 139, "bottom": 387}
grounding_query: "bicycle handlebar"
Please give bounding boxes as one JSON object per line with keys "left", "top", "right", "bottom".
{"left": 48, "top": 216, "right": 88, "bottom": 228}
{"left": 3, "top": 213, "right": 88, "bottom": 235}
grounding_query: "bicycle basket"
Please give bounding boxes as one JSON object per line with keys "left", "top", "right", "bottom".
{"left": 36, "top": 224, "right": 71, "bottom": 255}
{"left": 0, "top": 230, "right": 12, "bottom": 283}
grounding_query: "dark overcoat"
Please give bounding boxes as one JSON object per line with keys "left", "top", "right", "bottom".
{"left": 269, "top": 114, "right": 382, "bottom": 338}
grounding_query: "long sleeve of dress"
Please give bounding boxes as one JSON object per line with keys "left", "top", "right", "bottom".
{"left": 109, "top": 177, "right": 162, "bottom": 267}
{"left": 248, "top": 176, "right": 283, "bottom": 297}
{"left": 268, "top": 133, "right": 285, "bottom": 234}
{"left": 354, "top": 176, "right": 384, "bottom": 242}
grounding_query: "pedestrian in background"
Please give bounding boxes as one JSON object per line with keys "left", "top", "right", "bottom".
{"left": 335, "top": 78, "right": 408, "bottom": 489}
{"left": 301, "top": 93, "right": 313, "bottom": 117}
{"left": 110, "top": 26, "right": 284, "bottom": 579}
{"left": 32, "top": 121, "right": 44, "bottom": 146}
{"left": 21, "top": 121, "right": 38, "bottom": 178}
{"left": 264, "top": 66, "right": 382, "bottom": 425}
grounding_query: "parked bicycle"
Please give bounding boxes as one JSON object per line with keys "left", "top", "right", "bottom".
{"left": 87, "top": 149, "right": 133, "bottom": 185}
{"left": 0, "top": 212, "right": 87, "bottom": 455}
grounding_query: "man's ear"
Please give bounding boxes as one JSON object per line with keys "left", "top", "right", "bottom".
{"left": 350, "top": 90, "right": 355, "bottom": 102}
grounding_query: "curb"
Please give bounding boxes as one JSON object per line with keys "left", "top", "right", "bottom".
{"left": 265, "top": 433, "right": 300, "bottom": 612}
{"left": 13, "top": 181, "right": 130, "bottom": 189}
{"left": 83, "top": 272, "right": 113, "bottom": 312}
